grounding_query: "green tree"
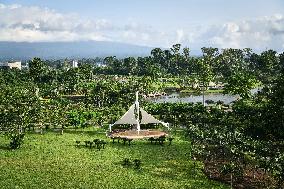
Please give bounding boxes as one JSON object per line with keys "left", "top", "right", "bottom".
{"left": 29, "top": 57, "right": 47, "bottom": 83}
{"left": 0, "top": 84, "right": 40, "bottom": 148}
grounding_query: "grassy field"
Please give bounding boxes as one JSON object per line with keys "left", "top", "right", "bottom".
{"left": 0, "top": 128, "right": 229, "bottom": 189}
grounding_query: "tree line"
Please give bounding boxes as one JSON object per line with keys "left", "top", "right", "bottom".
{"left": 0, "top": 44, "right": 284, "bottom": 186}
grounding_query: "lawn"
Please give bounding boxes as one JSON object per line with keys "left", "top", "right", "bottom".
{"left": 0, "top": 128, "right": 229, "bottom": 189}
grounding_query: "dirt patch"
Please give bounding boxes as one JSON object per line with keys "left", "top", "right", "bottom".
{"left": 204, "top": 160, "right": 278, "bottom": 188}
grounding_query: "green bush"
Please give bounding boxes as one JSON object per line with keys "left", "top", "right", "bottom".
{"left": 9, "top": 133, "right": 25, "bottom": 149}
{"left": 133, "top": 159, "right": 142, "bottom": 169}
{"left": 122, "top": 158, "right": 131, "bottom": 167}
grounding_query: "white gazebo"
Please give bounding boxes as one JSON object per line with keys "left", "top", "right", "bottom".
{"left": 109, "top": 91, "right": 169, "bottom": 132}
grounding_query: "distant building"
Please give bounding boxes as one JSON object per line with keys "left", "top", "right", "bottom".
{"left": 72, "top": 60, "right": 78, "bottom": 68}
{"left": 0, "top": 61, "right": 21, "bottom": 70}
{"left": 21, "top": 62, "right": 29, "bottom": 69}
{"left": 96, "top": 61, "right": 106, "bottom": 67}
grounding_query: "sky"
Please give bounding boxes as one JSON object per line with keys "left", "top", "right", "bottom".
{"left": 0, "top": 0, "right": 284, "bottom": 52}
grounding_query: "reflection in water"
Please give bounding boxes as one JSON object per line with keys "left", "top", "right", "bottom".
{"left": 149, "top": 88, "right": 262, "bottom": 104}
{"left": 150, "top": 92, "right": 239, "bottom": 104}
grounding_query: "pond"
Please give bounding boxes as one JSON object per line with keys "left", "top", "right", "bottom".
{"left": 149, "top": 92, "right": 238, "bottom": 104}
{"left": 149, "top": 88, "right": 261, "bottom": 105}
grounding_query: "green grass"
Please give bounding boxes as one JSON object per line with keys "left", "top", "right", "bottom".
{"left": 0, "top": 128, "right": 229, "bottom": 189}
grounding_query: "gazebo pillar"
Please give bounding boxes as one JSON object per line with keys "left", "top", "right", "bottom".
{"left": 135, "top": 91, "right": 140, "bottom": 133}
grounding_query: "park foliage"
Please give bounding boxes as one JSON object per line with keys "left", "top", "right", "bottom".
{"left": 0, "top": 45, "right": 284, "bottom": 188}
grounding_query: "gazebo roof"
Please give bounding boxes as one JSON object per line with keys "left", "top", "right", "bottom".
{"left": 109, "top": 92, "right": 169, "bottom": 132}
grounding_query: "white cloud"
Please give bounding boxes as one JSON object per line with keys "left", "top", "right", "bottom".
{"left": 205, "top": 14, "right": 284, "bottom": 52}
{"left": 0, "top": 4, "right": 112, "bottom": 42}
{"left": 169, "top": 14, "right": 284, "bottom": 52}
{"left": 0, "top": 3, "right": 283, "bottom": 52}
{"left": 0, "top": 3, "right": 169, "bottom": 47}
{"left": 176, "top": 29, "right": 184, "bottom": 43}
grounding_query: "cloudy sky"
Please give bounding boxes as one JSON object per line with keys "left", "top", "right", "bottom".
{"left": 1, "top": 0, "right": 284, "bottom": 52}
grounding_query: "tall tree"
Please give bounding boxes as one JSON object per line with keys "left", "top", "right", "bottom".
{"left": 29, "top": 57, "right": 47, "bottom": 83}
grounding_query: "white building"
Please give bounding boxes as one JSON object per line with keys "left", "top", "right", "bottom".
{"left": 0, "top": 61, "right": 21, "bottom": 70}
{"left": 72, "top": 60, "right": 78, "bottom": 68}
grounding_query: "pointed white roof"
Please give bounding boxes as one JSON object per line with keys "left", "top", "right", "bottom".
{"left": 109, "top": 91, "right": 169, "bottom": 132}
{"left": 113, "top": 104, "right": 137, "bottom": 125}
{"left": 112, "top": 105, "right": 167, "bottom": 126}
{"left": 110, "top": 105, "right": 169, "bottom": 130}
{"left": 140, "top": 108, "right": 163, "bottom": 125}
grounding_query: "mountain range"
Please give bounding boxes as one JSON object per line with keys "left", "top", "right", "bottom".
{"left": 0, "top": 41, "right": 154, "bottom": 61}
{"left": 0, "top": 41, "right": 202, "bottom": 61}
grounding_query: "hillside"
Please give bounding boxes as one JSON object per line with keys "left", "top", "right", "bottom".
{"left": 0, "top": 41, "right": 153, "bottom": 60}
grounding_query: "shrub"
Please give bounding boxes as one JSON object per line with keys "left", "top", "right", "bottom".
{"left": 9, "top": 133, "right": 25, "bottom": 149}
{"left": 133, "top": 159, "right": 142, "bottom": 169}
{"left": 216, "top": 100, "right": 224, "bottom": 105}
{"left": 122, "top": 158, "right": 131, "bottom": 166}
{"left": 205, "top": 99, "right": 215, "bottom": 104}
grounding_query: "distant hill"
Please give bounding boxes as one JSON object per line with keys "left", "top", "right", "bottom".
{"left": 0, "top": 41, "right": 154, "bottom": 61}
